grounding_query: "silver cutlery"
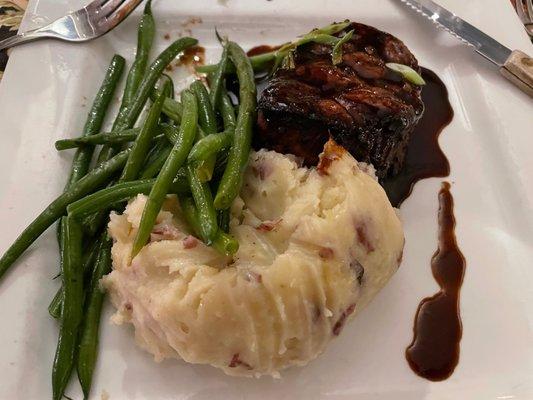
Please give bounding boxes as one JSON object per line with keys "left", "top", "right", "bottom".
{"left": 399, "top": 0, "right": 533, "bottom": 97}
{"left": 0, "top": 0, "right": 143, "bottom": 51}
{"left": 515, "top": 0, "right": 533, "bottom": 39}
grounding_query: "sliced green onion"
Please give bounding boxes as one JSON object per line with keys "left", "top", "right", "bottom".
{"left": 310, "top": 20, "right": 351, "bottom": 36}
{"left": 197, "top": 21, "right": 352, "bottom": 76}
{"left": 332, "top": 29, "right": 354, "bottom": 65}
{"left": 274, "top": 33, "right": 340, "bottom": 72}
{"left": 281, "top": 50, "right": 296, "bottom": 69}
{"left": 386, "top": 63, "right": 426, "bottom": 86}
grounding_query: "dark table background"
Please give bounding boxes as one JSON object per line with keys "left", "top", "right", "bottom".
{"left": 0, "top": 1, "right": 24, "bottom": 81}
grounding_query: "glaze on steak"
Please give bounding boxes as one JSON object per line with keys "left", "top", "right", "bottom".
{"left": 256, "top": 22, "right": 424, "bottom": 179}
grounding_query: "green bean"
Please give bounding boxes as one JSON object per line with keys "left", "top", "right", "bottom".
{"left": 162, "top": 74, "right": 175, "bottom": 99}
{"left": 160, "top": 123, "right": 180, "bottom": 145}
{"left": 217, "top": 208, "right": 230, "bottom": 234}
{"left": 140, "top": 146, "right": 172, "bottom": 179}
{"left": 151, "top": 88, "right": 183, "bottom": 123}
{"left": 312, "top": 21, "right": 352, "bottom": 35}
{"left": 196, "top": 51, "right": 275, "bottom": 74}
{"left": 131, "top": 90, "right": 198, "bottom": 259}
{"left": 121, "top": 79, "right": 171, "bottom": 182}
{"left": 174, "top": 169, "right": 189, "bottom": 190}
{"left": 70, "top": 180, "right": 153, "bottom": 218}
{"left": 209, "top": 45, "right": 229, "bottom": 109}
{"left": 48, "top": 289, "right": 63, "bottom": 320}
{"left": 49, "top": 218, "right": 68, "bottom": 319}
{"left": 186, "top": 165, "right": 218, "bottom": 244}
{"left": 220, "top": 90, "right": 236, "bottom": 129}
{"left": 0, "top": 149, "right": 130, "bottom": 281}
{"left": 161, "top": 97, "right": 183, "bottom": 123}
{"left": 198, "top": 24, "right": 349, "bottom": 76}
{"left": 162, "top": 123, "right": 208, "bottom": 146}
{"left": 52, "top": 217, "right": 84, "bottom": 400}
{"left": 139, "top": 134, "right": 170, "bottom": 176}
{"left": 150, "top": 123, "right": 221, "bottom": 182}
{"left": 97, "top": 37, "right": 197, "bottom": 164}
{"left": 191, "top": 80, "right": 219, "bottom": 182}
{"left": 214, "top": 42, "right": 256, "bottom": 210}
{"left": 213, "top": 231, "right": 239, "bottom": 255}
{"left": 198, "top": 22, "right": 350, "bottom": 75}
{"left": 159, "top": 74, "right": 175, "bottom": 125}
{"left": 81, "top": 208, "right": 108, "bottom": 239}
{"left": 67, "top": 178, "right": 188, "bottom": 219}
{"left": 48, "top": 238, "right": 101, "bottom": 319}
{"left": 181, "top": 197, "right": 238, "bottom": 255}
{"left": 55, "top": 128, "right": 141, "bottom": 150}
{"left": 187, "top": 130, "right": 232, "bottom": 164}
{"left": 77, "top": 237, "right": 111, "bottom": 399}
{"left": 122, "top": 0, "right": 155, "bottom": 108}
{"left": 194, "top": 156, "right": 216, "bottom": 183}
{"left": 190, "top": 80, "right": 218, "bottom": 135}
{"left": 66, "top": 55, "right": 125, "bottom": 187}
{"left": 181, "top": 196, "right": 204, "bottom": 239}
{"left": 48, "top": 293, "right": 64, "bottom": 319}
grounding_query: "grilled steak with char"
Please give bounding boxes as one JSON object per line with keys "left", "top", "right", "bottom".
{"left": 256, "top": 22, "right": 424, "bottom": 179}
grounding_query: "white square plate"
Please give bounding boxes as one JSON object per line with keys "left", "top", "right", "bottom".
{"left": 0, "top": 0, "right": 532, "bottom": 399}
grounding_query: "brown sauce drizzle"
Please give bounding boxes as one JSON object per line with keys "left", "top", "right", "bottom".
{"left": 405, "top": 182, "right": 466, "bottom": 381}
{"left": 382, "top": 68, "right": 453, "bottom": 207}
{"left": 246, "top": 45, "right": 280, "bottom": 57}
{"left": 178, "top": 45, "right": 205, "bottom": 66}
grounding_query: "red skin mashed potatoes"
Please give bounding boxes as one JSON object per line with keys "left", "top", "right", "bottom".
{"left": 103, "top": 141, "right": 404, "bottom": 377}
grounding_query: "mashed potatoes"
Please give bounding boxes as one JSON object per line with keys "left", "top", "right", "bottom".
{"left": 103, "top": 140, "right": 404, "bottom": 377}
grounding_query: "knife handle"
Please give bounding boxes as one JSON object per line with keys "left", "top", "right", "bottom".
{"left": 500, "top": 50, "right": 533, "bottom": 97}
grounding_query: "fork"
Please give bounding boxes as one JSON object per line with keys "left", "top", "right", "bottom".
{"left": 515, "top": 0, "right": 533, "bottom": 39}
{"left": 0, "top": 0, "right": 143, "bottom": 51}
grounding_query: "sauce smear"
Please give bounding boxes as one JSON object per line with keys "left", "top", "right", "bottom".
{"left": 405, "top": 182, "right": 466, "bottom": 381}
{"left": 179, "top": 45, "right": 205, "bottom": 66}
{"left": 382, "top": 68, "right": 453, "bottom": 207}
{"left": 246, "top": 45, "right": 279, "bottom": 57}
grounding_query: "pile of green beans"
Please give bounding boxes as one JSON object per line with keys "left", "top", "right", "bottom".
{"left": 55, "top": 127, "right": 141, "bottom": 150}
{"left": 0, "top": 6, "right": 258, "bottom": 399}
{"left": 214, "top": 41, "right": 257, "bottom": 210}
{"left": 130, "top": 89, "right": 198, "bottom": 259}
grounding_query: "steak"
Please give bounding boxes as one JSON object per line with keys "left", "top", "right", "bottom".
{"left": 256, "top": 22, "right": 424, "bottom": 180}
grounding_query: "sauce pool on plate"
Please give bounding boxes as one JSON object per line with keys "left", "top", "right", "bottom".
{"left": 405, "top": 182, "right": 466, "bottom": 381}
{"left": 382, "top": 68, "right": 454, "bottom": 207}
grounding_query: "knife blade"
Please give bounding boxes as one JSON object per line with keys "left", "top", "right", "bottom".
{"left": 398, "top": 0, "right": 533, "bottom": 96}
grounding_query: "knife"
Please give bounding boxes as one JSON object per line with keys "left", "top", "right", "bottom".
{"left": 399, "top": 0, "right": 533, "bottom": 97}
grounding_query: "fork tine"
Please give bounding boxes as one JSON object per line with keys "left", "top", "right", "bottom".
{"left": 516, "top": 0, "right": 528, "bottom": 22}
{"left": 99, "top": 0, "right": 127, "bottom": 17}
{"left": 526, "top": 0, "right": 533, "bottom": 21}
{"left": 86, "top": 0, "right": 114, "bottom": 10}
{"left": 104, "top": 0, "right": 143, "bottom": 26}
